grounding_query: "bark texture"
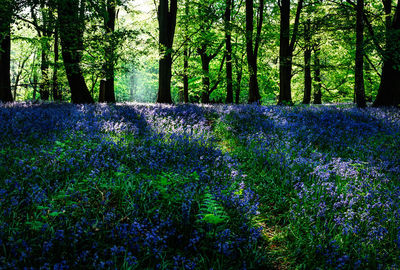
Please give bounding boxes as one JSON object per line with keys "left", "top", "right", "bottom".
{"left": 157, "top": 0, "right": 177, "bottom": 104}
{"left": 0, "top": 1, "right": 13, "bottom": 103}
{"left": 58, "top": 0, "right": 94, "bottom": 103}
{"left": 355, "top": 0, "right": 367, "bottom": 108}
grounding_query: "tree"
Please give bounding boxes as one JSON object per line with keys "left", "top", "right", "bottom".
{"left": 372, "top": 0, "right": 400, "bottom": 107}
{"left": 0, "top": 0, "right": 14, "bottom": 102}
{"left": 197, "top": 42, "right": 225, "bottom": 103}
{"left": 246, "top": 0, "right": 264, "bottom": 104}
{"left": 102, "top": 0, "right": 117, "bottom": 103}
{"left": 303, "top": 19, "right": 312, "bottom": 104}
{"left": 313, "top": 45, "right": 322, "bottom": 104}
{"left": 183, "top": 0, "right": 190, "bottom": 103}
{"left": 225, "top": 0, "right": 234, "bottom": 103}
{"left": 58, "top": 0, "right": 94, "bottom": 103}
{"left": 157, "top": 0, "right": 177, "bottom": 104}
{"left": 354, "top": 0, "right": 366, "bottom": 107}
{"left": 278, "top": 0, "right": 303, "bottom": 105}
{"left": 52, "top": 27, "right": 61, "bottom": 101}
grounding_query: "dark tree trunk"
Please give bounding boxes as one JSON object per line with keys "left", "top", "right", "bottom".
{"left": 103, "top": 0, "right": 116, "bottom": 103}
{"left": 39, "top": 3, "right": 51, "bottom": 101}
{"left": 303, "top": 19, "right": 312, "bottom": 104}
{"left": 225, "top": 0, "right": 233, "bottom": 103}
{"left": 157, "top": 0, "right": 177, "bottom": 104}
{"left": 52, "top": 28, "right": 61, "bottom": 101}
{"left": 58, "top": 0, "right": 94, "bottom": 104}
{"left": 373, "top": 0, "right": 400, "bottom": 107}
{"left": 183, "top": 0, "right": 189, "bottom": 103}
{"left": 198, "top": 42, "right": 225, "bottom": 104}
{"left": 183, "top": 47, "right": 189, "bottom": 103}
{"left": 99, "top": 79, "right": 106, "bottom": 102}
{"left": 33, "top": 70, "right": 38, "bottom": 101}
{"left": 278, "top": 0, "right": 303, "bottom": 105}
{"left": 235, "top": 67, "right": 242, "bottom": 104}
{"left": 0, "top": 5, "right": 13, "bottom": 103}
{"left": 279, "top": 0, "right": 291, "bottom": 104}
{"left": 200, "top": 48, "right": 211, "bottom": 104}
{"left": 313, "top": 48, "right": 322, "bottom": 104}
{"left": 354, "top": 0, "right": 367, "bottom": 108}
{"left": 40, "top": 43, "right": 50, "bottom": 101}
{"left": 246, "top": 0, "right": 263, "bottom": 104}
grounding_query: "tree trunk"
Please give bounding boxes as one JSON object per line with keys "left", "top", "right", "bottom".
{"left": 354, "top": 0, "right": 367, "bottom": 108}
{"left": 373, "top": 0, "right": 400, "bottom": 107}
{"left": 40, "top": 42, "right": 50, "bottom": 101}
{"left": 279, "top": 0, "right": 292, "bottom": 104}
{"left": 235, "top": 67, "right": 242, "bottom": 104}
{"left": 99, "top": 79, "right": 106, "bottom": 102}
{"left": 157, "top": 0, "right": 177, "bottom": 104}
{"left": 58, "top": 0, "right": 94, "bottom": 104}
{"left": 0, "top": 7, "right": 13, "bottom": 103}
{"left": 313, "top": 48, "right": 322, "bottom": 104}
{"left": 225, "top": 0, "right": 233, "bottom": 103}
{"left": 200, "top": 50, "right": 211, "bottom": 104}
{"left": 246, "top": 0, "right": 262, "bottom": 104}
{"left": 33, "top": 70, "right": 38, "bottom": 101}
{"left": 183, "top": 0, "right": 189, "bottom": 103}
{"left": 183, "top": 47, "right": 189, "bottom": 103}
{"left": 103, "top": 0, "right": 116, "bottom": 103}
{"left": 303, "top": 19, "right": 312, "bottom": 104}
{"left": 278, "top": 0, "right": 303, "bottom": 105}
{"left": 52, "top": 28, "right": 61, "bottom": 101}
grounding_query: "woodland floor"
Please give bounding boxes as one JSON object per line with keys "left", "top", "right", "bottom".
{"left": 0, "top": 102, "right": 399, "bottom": 269}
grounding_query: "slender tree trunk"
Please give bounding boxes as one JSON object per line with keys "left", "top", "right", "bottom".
{"left": 58, "top": 0, "right": 94, "bottom": 103}
{"left": 279, "top": 0, "right": 291, "bottom": 104}
{"left": 303, "top": 19, "right": 312, "bottom": 104}
{"left": 225, "top": 0, "right": 233, "bottom": 103}
{"left": 278, "top": 0, "right": 303, "bottom": 105}
{"left": 313, "top": 48, "right": 322, "bottom": 104}
{"left": 183, "top": 47, "right": 189, "bottom": 103}
{"left": 246, "top": 0, "right": 263, "bottom": 103}
{"left": 39, "top": 3, "right": 51, "bottom": 101}
{"left": 355, "top": 0, "right": 367, "bottom": 108}
{"left": 235, "top": 67, "right": 242, "bottom": 104}
{"left": 200, "top": 50, "right": 211, "bottom": 104}
{"left": 104, "top": 0, "right": 116, "bottom": 103}
{"left": 157, "top": 0, "right": 177, "bottom": 104}
{"left": 52, "top": 28, "right": 61, "bottom": 101}
{"left": 40, "top": 42, "right": 50, "bottom": 101}
{"left": 373, "top": 0, "right": 400, "bottom": 107}
{"left": 33, "top": 71, "right": 38, "bottom": 100}
{"left": 0, "top": 4, "right": 13, "bottom": 103}
{"left": 183, "top": 0, "right": 189, "bottom": 103}
{"left": 99, "top": 79, "right": 106, "bottom": 102}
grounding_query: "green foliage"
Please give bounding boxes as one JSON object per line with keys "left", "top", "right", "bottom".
{"left": 198, "top": 189, "right": 229, "bottom": 225}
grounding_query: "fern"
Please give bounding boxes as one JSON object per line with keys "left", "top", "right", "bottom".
{"left": 198, "top": 190, "right": 229, "bottom": 225}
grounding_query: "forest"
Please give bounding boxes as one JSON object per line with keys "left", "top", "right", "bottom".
{"left": 0, "top": 0, "right": 399, "bottom": 105}
{"left": 0, "top": 0, "right": 400, "bottom": 269}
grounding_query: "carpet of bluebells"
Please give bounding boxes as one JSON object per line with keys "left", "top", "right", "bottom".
{"left": 0, "top": 102, "right": 399, "bottom": 269}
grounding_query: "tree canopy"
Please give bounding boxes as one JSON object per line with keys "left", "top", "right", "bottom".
{"left": 0, "top": 0, "right": 399, "bottom": 107}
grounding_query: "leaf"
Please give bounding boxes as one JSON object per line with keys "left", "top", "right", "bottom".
{"left": 25, "top": 221, "right": 44, "bottom": 231}
{"left": 49, "top": 211, "right": 63, "bottom": 217}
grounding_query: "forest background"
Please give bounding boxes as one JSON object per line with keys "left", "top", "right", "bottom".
{"left": 0, "top": 0, "right": 399, "bottom": 107}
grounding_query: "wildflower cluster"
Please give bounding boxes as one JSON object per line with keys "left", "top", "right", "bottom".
{"left": 0, "top": 102, "right": 265, "bottom": 269}
{"left": 217, "top": 104, "right": 400, "bottom": 269}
